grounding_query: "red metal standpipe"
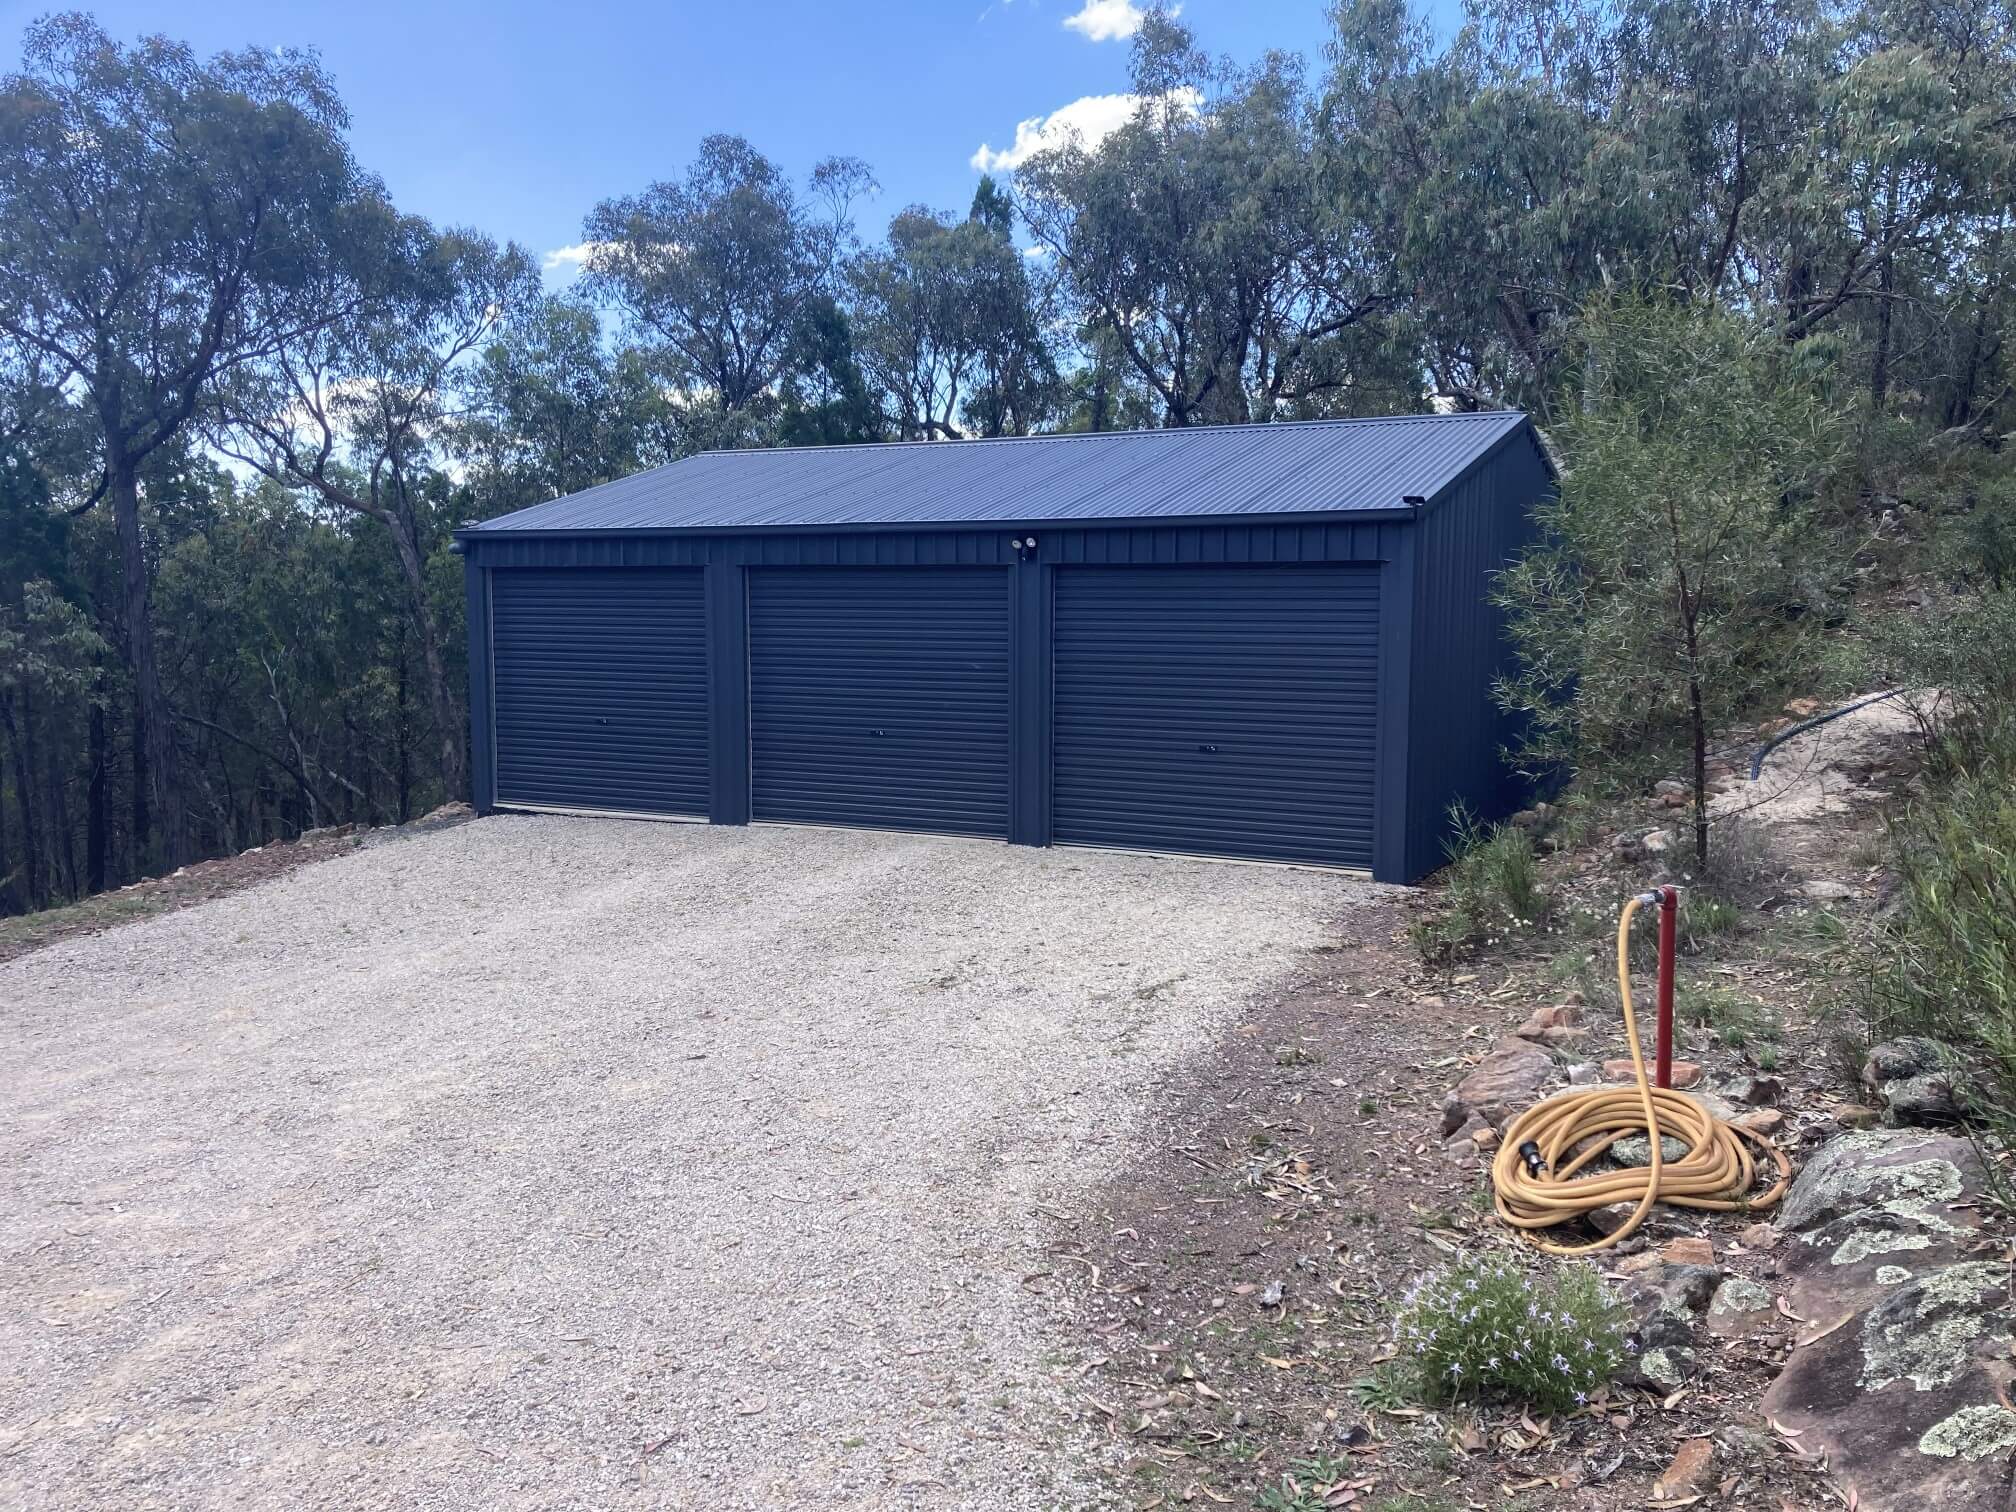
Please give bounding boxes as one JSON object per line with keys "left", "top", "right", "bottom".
{"left": 1655, "top": 885, "right": 1678, "bottom": 1090}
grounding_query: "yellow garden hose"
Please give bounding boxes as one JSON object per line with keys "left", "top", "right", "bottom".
{"left": 1489, "top": 893, "right": 1793, "bottom": 1255}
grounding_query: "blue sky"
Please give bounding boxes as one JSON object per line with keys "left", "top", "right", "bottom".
{"left": 1, "top": 1, "right": 1459, "bottom": 280}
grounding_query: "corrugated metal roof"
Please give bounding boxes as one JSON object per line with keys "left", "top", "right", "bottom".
{"left": 465, "top": 411, "right": 1537, "bottom": 534}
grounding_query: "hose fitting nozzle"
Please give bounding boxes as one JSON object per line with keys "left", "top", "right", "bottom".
{"left": 1518, "top": 1139, "right": 1547, "bottom": 1177}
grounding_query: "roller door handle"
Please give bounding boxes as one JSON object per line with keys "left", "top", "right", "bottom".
{"left": 1198, "top": 743, "right": 1219, "bottom": 753}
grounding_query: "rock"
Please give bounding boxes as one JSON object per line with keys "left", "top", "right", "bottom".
{"left": 1642, "top": 828, "right": 1675, "bottom": 854}
{"left": 1784, "top": 696, "right": 1826, "bottom": 717}
{"left": 1441, "top": 1110, "right": 1491, "bottom": 1164}
{"left": 1621, "top": 1343, "right": 1697, "bottom": 1392}
{"left": 1514, "top": 1003, "right": 1580, "bottom": 1041}
{"left": 1732, "top": 1107, "right": 1786, "bottom": 1136}
{"left": 1705, "top": 1277, "right": 1776, "bottom": 1339}
{"left": 1602, "top": 1057, "right": 1701, "bottom": 1088}
{"left": 1661, "top": 1237, "right": 1717, "bottom": 1268}
{"left": 1714, "top": 1423, "right": 1775, "bottom": 1462}
{"left": 1586, "top": 1202, "right": 1639, "bottom": 1237}
{"left": 1655, "top": 778, "right": 1688, "bottom": 797}
{"left": 1447, "top": 1037, "right": 1555, "bottom": 1131}
{"left": 1836, "top": 1103, "right": 1885, "bottom": 1130}
{"left": 1737, "top": 1222, "right": 1778, "bottom": 1250}
{"left": 1611, "top": 1133, "right": 1692, "bottom": 1167}
{"left": 1801, "top": 879, "right": 1857, "bottom": 901}
{"left": 1863, "top": 1037, "right": 1965, "bottom": 1125}
{"left": 1720, "top": 1074, "right": 1784, "bottom": 1107}
{"left": 1509, "top": 802, "right": 1554, "bottom": 830}
{"left": 1566, "top": 1062, "right": 1603, "bottom": 1085}
{"left": 1613, "top": 833, "right": 1649, "bottom": 864}
{"left": 1653, "top": 1438, "right": 1714, "bottom": 1500}
{"left": 1760, "top": 1261, "right": 2016, "bottom": 1512}
{"left": 1775, "top": 1128, "right": 1992, "bottom": 1321}
{"left": 1778, "top": 1129, "right": 1989, "bottom": 1236}
{"left": 1618, "top": 1260, "right": 1722, "bottom": 1351}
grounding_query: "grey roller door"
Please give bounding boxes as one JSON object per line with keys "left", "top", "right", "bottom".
{"left": 490, "top": 568, "right": 710, "bottom": 816}
{"left": 748, "top": 567, "right": 1011, "bottom": 837}
{"left": 1052, "top": 564, "right": 1379, "bottom": 868}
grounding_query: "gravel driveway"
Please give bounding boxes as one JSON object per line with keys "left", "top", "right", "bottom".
{"left": 1, "top": 815, "right": 1388, "bottom": 1509}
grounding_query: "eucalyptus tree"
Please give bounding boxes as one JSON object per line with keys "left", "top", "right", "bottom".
{"left": 849, "top": 206, "right": 1056, "bottom": 439}
{"left": 1021, "top": 13, "right": 1396, "bottom": 426}
{"left": 459, "top": 292, "right": 683, "bottom": 509}
{"left": 212, "top": 217, "right": 542, "bottom": 800}
{"left": 582, "top": 135, "right": 874, "bottom": 424}
{"left": 0, "top": 14, "right": 370, "bottom": 864}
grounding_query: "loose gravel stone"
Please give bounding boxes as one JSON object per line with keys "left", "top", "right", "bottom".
{"left": 0, "top": 815, "right": 1390, "bottom": 1510}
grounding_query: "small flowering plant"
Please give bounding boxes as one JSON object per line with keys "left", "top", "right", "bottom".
{"left": 1392, "top": 1252, "right": 1630, "bottom": 1414}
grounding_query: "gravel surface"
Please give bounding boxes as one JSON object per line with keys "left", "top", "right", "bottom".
{"left": 0, "top": 815, "right": 1390, "bottom": 1510}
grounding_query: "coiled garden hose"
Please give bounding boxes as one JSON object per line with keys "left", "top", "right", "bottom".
{"left": 1489, "top": 894, "right": 1793, "bottom": 1255}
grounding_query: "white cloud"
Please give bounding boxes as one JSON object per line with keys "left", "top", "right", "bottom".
{"left": 540, "top": 241, "right": 610, "bottom": 273}
{"left": 1021, "top": 244, "right": 1051, "bottom": 259}
{"left": 1062, "top": 0, "right": 1157, "bottom": 41}
{"left": 969, "top": 86, "right": 1200, "bottom": 172}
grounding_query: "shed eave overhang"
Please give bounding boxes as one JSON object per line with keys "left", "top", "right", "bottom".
{"left": 453, "top": 504, "right": 1422, "bottom": 546}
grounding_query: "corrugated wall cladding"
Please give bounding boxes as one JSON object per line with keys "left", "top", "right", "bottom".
{"left": 1401, "top": 434, "right": 1552, "bottom": 878}
{"left": 490, "top": 568, "right": 711, "bottom": 815}
{"left": 463, "top": 412, "right": 1531, "bottom": 533}
{"left": 1052, "top": 565, "right": 1379, "bottom": 868}
{"left": 748, "top": 568, "right": 1012, "bottom": 837}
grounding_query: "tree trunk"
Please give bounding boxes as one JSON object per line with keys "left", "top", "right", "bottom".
{"left": 42, "top": 687, "right": 79, "bottom": 900}
{"left": 1871, "top": 180, "right": 1898, "bottom": 410}
{"left": 1687, "top": 669, "right": 1710, "bottom": 873}
{"left": 87, "top": 663, "right": 107, "bottom": 895}
{"left": 0, "top": 734, "right": 12, "bottom": 914}
{"left": 396, "top": 643, "right": 412, "bottom": 824}
{"left": 385, "top": 509, "right": 466, "bottom": 801}
{"left": 0, "top": 692, "right": 44, "bottom": 910}
{"left": 130, "top": 690, "right": 147, "bottom": 880}
{"left": 109, "top": 463, "right": 187, "bottom": 867}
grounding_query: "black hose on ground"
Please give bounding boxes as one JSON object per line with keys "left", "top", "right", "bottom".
{"left": 1748, "top": 689, "right": 1904, "bottom": 782}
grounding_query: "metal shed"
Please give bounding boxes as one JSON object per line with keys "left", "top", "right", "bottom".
{"left": 453, "top": 411, "right": 1555, "bottom": 883}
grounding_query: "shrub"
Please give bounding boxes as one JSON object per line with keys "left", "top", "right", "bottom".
{"left": 1411, "top": 807, "right": 1551, "bottom": 965}
{"left": 1861, "top": 586, "right": 2016, "bottom": 1131}
{"left": 1392, "top": 1253, "right": 1630, "bottom": 1413}
{"left": 1864, "top": 737, "right": 2016, "bottom": 1108}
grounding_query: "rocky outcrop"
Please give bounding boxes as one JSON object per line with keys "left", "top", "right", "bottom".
{"left": 1759, "top": 1129, "right": 2015, "bottom": 1511}
{"left": 1862, "top": 1037, "right": 1966, "bottom": 1125}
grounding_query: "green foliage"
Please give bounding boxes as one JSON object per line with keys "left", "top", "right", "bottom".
{"left": 581, "top": 134, "right": 874, "bottom": 415}
{"left": 848, "top": 205, "right": 1058, "bottom": 439}
{"left": 1680, "top": 892, "right": 1742, "bottom": 947}
{"left": 1018, "top": 12, "right": 1414, "bottom": 426}
{"left": 1393, "top": 1253, "right": 1630, "bottom": 1414}
{"left": 1494, "top": 298, "right": 1854, "bottom": 867}
{"left": 1863, "top": 721, "right": 2016, "bottom": 1109}
{"left": 1255, "top": 1456, "right": 1359, "bottom": 1512}
{"left": 1347, "top": 1363, "right": 1411, "bottom": 1411}
{"left": 1411, "top": 807, "right": 1551, "bottom": 964}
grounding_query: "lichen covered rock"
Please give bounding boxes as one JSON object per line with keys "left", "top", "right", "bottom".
{"left": 1775, "top": 1128, "right": 1989, "bottom": 1318}
{"left": 1775, "top": 1128, "right": 1985, "bottom": 1235}
{"left": 1760, "top": 1260, "right": 2016, "bottom": 1509}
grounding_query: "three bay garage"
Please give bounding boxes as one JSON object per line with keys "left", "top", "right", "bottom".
{"left": 456, "top": 412, "right": 1555, "bottom": 883}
